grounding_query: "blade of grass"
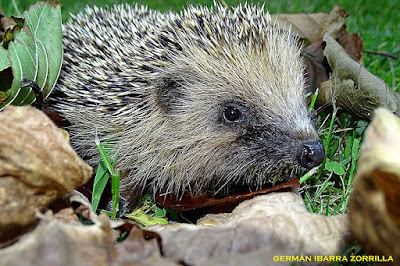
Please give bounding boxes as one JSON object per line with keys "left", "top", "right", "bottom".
{"left": 308, "top": 88, "right": 319, "bottom": 113}
{"left": 300, "top": 167, "right": 319, "bottom": 184}
{"left": 92, "top": 137, "right": 120, "bottom": 214}
{"left": 92, "top": 160, "right": 110, "bottom": 212}
{"left": 324, "top": 109, "right": 337, "bottom": 152}
{"left": 111, "top": 169, "right": 120, "bottom": 220}
{"left": 95, "top": 136, "right": 117, "bottom": 176}
{"left": 314, "top": 180, "right": 335, "bottom": 202}
{"left": 326, "top": 185, "right": 331, "bottom": 216}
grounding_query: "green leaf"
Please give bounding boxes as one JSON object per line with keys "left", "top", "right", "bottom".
{"left": 125, "top": 207, "right": 169, "bottom": 226}
{"left": 141, "top": 194, "right": 152, "bottom": 203}
{"left": 351, "top": 138, "right": 360, "bottom": 161}
{"left": 325, "top": 161, "right": 345, "bottom": 176}
{"left": 0, "top": 47, "right": 11, "bottom": 72}
{"left": 0, "top": 1, "right": 62, "bottom": 110}
{"left": 155, "top": 208, "right": 167, "bottom": 218}
{"left": 341, "top": 156, "right": 352, "bottom": 165}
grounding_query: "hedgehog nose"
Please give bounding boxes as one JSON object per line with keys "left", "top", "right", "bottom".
{"left": 297, "top": 140, "right": 325, "bottom": 168}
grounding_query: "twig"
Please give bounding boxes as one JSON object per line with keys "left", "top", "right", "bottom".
{"left": 363, "top": 50, "right": 398, "bottom": 59}
{"left": 19, "top": 78, "right": 43, "bottom": 110}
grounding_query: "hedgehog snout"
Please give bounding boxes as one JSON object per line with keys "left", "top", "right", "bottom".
{"left": 296, "top": 140, "right": 325, "bottom": 168}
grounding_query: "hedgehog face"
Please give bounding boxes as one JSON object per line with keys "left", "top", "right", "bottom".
{"left": 148, "top": 3, "right": 328, "bottom": 195}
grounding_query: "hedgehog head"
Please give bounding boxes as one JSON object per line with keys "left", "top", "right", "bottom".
{"left": 134, "top": 4, "right": 325, "bottom": 195}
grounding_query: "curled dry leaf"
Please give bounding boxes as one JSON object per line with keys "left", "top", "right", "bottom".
{"left": 274, "top": 5, "right": 364, "bottom": 94}
{"left": 281, "top": 4, "right": 393, "bottom": 121}
{"left": 150, "top": 192, "right": 350, "bottom": 265}
{"left": 301, "top": 29, "right": 363, "bottom": 94}
{"left": 349, "top": 108, "right": 400, "bottom": 261}
{"left": 155, "top": 178, "right": 300, "bottom": 212}
{"left": 0, "top": 106, "right": 92, "bottom": 244}
{"left": 0, "top": 213, "right": 119, "bottom": 266}
{"left": 0, "top": 201, "right": 174, "bottom": 266}
{"left": 317, "top": 35, "right": 400, "bottom": 120}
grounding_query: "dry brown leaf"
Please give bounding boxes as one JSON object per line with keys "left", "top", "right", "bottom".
{"left": 0, "top": 106, "right": 92, "bottom": 244}
{"left": 114, "top": 226, "right": 171, "bottom": 265}
{"left": 271, "top": 11, "right": 328, "bottom": 43}
{"left": 349, "top": 108, "right": 400, "bottom": 261}
{"left": 0, "top": 192, "right": 349, "bottom": 265}
{"left": 0, "top": 203, "right": 175, "bottom": 266}
{"left": 317, "top": 35, "right": 400, "bottom": 120}
{"left": 67, "top": 190, "right": 128, "bottom": 230}
{"left": 155, "top": 178, "right": 300, "bottom": 212}
{"left": 0, "top": 12, "right": 17, "bottom": 40}
{"left": 271, "top": 5, "right": 347, "bottom": 44}
{"left": 317, "top": 5, "right": 348, "bottom": 40}
{"left": 150, "top": 192, "right": 350, "bottom": 265}
{"left": 274, "top": 5, "right": 363, "bottom": 95}
{"left": 301, "top": 39, "right": 330, "bottom": 94}
{"left": 337, "top": 30, "right": 364, "bottom": 64}
{"left": 0, "top": 214, "right": 118, "bottom": 265}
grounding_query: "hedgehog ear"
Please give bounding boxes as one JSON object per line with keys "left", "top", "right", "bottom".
{"left": 156, "top": 78, "right": 185, "bottom": 113}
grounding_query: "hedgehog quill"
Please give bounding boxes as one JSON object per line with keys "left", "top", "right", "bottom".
{"left": 49, "top": 3, "right": 325, "bottom": 209}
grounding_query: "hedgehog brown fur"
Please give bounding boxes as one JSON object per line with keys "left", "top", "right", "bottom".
{"left": 49, "top": 3, "right": 325, "bottom": 208}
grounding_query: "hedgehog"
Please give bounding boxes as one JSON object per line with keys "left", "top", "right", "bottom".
{"left": 49, "top": 3, "right": 325, "bottom": 208}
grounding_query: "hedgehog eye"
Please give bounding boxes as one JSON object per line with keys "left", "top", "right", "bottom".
{"left": 224, "top": 106, "right": 241, "bottom": 122}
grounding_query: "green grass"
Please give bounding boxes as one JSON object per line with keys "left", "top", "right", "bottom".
{"left": 2, "top": 0, "right": 399, "bottom": 260}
